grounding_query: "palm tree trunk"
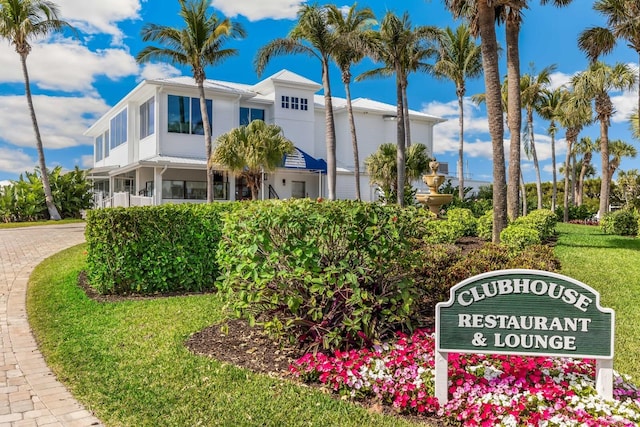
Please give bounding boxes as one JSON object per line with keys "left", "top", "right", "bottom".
{"left": 20, "top": 53, "right": 61, "bottom": 220}
{"left": 403, "top": 82, "right": 411, "bottom": 148}
{"left": 457, "top": 90, "right": 465, "bottom": 201}
{"left": 478, "top": 1, "right": 507, "bottom": 243}
{"left": 344, "top": 80, "right": 361, "bottom": 201}
{"left": 396, "top": 73, "right": 406, "bottom": 207}
{"left": 520, "top": 171, "right": 527, "bottom": 217}
{"left": 197, "top": 79, "right": 214, "bottom": 203}
{"left": 576, "top": 151, "right": 591, "bottom": 206}
{"left": 528, "top": 110, "right": 543, "bottom": 210}
{"left": 322, "top": 57, "right": 337, "bottom": 200}
{"left": 571, "top": 152, "right": 577, "bottom": 204}
{"left": 506, "top": 14, "right": 521, "bottom": 221}
{"left": 563, "top": 134, "right": 573, "bottom": 223}
{"left": 550, "top": 123, "right": 557, "bottom": 211}
{"left": 599, "top": 118, "right": 610, "bottom": 216}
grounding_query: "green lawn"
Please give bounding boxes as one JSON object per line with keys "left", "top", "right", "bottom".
{"left": 554, "top": 222, "right": 640, "bottom": 378}
{"left": 0, "top": 218, "right": 84, "bottom": 229}
{"left": 27, "top": 245, "right": 423, "bottom": 427}
{"left": 26, "top": 224, "right": 640, "bottom": 426}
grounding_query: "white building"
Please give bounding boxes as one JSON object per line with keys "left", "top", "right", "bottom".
{"left": 86, "top": 69, "right": 448, "bottom": 206}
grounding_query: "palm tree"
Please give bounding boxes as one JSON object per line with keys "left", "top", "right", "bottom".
{"left": 255, "top": 5, "right": 338, "bottom": 200}
{"left": 608, "top": 139, "right": 637, "bottom": 181}
{"left": 0, "top": 0, "right": 71, "bottom": 220}
{"left": 617, "top": 168, "right": 640, "bottom": 207}
{"left": 537, "top": 86, "right": 568, "bottom": 211}
{"left": 431, "top": 24, "right": 483, "bottom": 201}
{"left": 574, "top": 136, "right": 598, "bottom": 205}
{"left": 326, "top": 4, "right": 376, "bottom": 201}
{"left": 365, "top": 142, "right": 430, "bottom": 202}
{"left": 578, "top": 0, "right": 640, "bottom": 130}
{"left": 521, "top": 63, "right": 556, "bottom": 210}
{"left": 631, "top": 109, "right": 640, "bottom": 140}
{"left": 445, "top": 0, "right": 507, "bottom": 242}
{"left": 571, "top": 61, "right": 636, "bottom": 216}
{"left": 210, "top": 120, "right": 295, "bottom": 200}
{"left": 136, "top": 0, "right": 245, "bottom": 203}
{"left": 359, "top": 12, "right": 440, "bottom": 206}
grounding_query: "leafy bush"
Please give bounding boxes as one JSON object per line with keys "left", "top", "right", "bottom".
{"left": 601, "top": 209, "right": 639, "bottom": 236}
{"left": 477, "top": 209, "right": 493, "bottom": 241}
{"left": 423, "top": 219, "right": 461, "bottom": 244}
{"left": 86, "top": 203, "right": 230, "bottom": 294}
{"left": 445, "top": 207, "right": 477, "bottom": 237}
{"left": 555, "top": 204, "right": 598, "bottom": 222}
{"left": 216, "top": 199, "right": 432, "bottom": 351}
{"left": 500, "top": 224, "right": 542, "bottom": 251}
{"left": 513, "top": 209, "right": 557, "bottom": 240}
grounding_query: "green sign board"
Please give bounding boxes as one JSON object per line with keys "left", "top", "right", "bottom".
{"left": 436, "top": 269, "right": 614, "bottom": 359}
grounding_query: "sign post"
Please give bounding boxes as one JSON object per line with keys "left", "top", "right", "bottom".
{"left": 435, "top": 269, "right": 615, "bottom": 404}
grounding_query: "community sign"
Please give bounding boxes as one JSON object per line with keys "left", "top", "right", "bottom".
{"left": 434, "top": 269, "right": 615, "bottom": 404}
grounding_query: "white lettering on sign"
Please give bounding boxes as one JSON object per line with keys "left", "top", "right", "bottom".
{"left": 493, "top": 333, "right": 577, "bottom": 351}
{"left": 456, "top": 278, "right": 593, "bottom": 312}
{"left": 457, "top": 314, "right": 592, "bottom": 332}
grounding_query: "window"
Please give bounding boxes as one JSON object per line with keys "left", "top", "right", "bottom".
{"left": 281, "top": 95, "right": 308, "bottom": 111}
{"left": 239, "top": 107, "right": 265, "bottom": 126}
{"left": 140, "top": 97, "right": 155, "bottom": 139}
{"left": 281, "top": 95, "right": 289, "bottom": 109}
{"left": 291, "top": 97, "right": 299, "bottom": 110}
{"left": 162, "top": 180, "right": 186, "bottom": 199}
{"left": 292, "top": 181, "right": 306, "bottom": 199}
{"left": 105, "top": 130, "right": 110, "bottom": 156}
{"left": 167, "top": 95, "right": 212, "bottom": 135}
{"left": 301, "top": 98, "right": 308, "bottom": 111}
{"left": 110, "top": 109, "right": 127, "bottom": 149}
{"left": 186, "top": 181, "right": 207, "bottom": 199}
{"left": 95, "top": 135, "right": 103, "bottom": 162}
{"left": 161, "top": 180, "right": 209, "bottom": 200}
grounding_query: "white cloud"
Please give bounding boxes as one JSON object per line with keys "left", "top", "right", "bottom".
{"left": 0, "top": 148, "right": 36, "bottom": 174}
{"left": 211, "top": 0, "right": 304, "bottom": 21}
{"left": 0, "top": 95, "right": 110, "bottom": 149}
{"left": 548, "top": 71, "right": 573, "bottom": 90}
{"left": 139, "top": 63, "right": 182, "bottom": 81}
{"left": 56, "top": 0, "right": 142, "bottom": 45}
{"left": 81, "top": 155, "right": 94, "bottom": 168}
{"left": 0, "top": 180, "right": 11, "bottom": 187}
{"left": 0, "top": 38, "right": 138, "bottom": 93}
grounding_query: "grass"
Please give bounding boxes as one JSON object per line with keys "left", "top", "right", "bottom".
{"left": 27, "top": 245, "right": 423, "bottom": 427}
{"left": 554, "top": 222, "right": 640, "bottom": 378}
{"left": 0, "top": 218, "right": 84, "bottom": 229}
{"left": 27, "top": 224, "right": 640, "bottom": 425}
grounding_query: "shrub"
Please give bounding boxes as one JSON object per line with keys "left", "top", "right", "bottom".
{"left": 601, "top": 209, "right": 639, "bottom": 236}
{"left": 508, "top": 245, "right": 561, "bottom": 272}
{"left": 477, "top": 209, "right": 493, "bottom": 241}
{"left": 555, "top": 204, "right": 597, "bottom": 222}
{"left": 513, "top": 209, "right": 557, "bottom": 240}
{"left": 423, "top": 219, "right": 461, "bottom": 244}
{"left": 500, "top": 224, "right": 542, "bottom": 252}
{"left": 86, "top": 203, "right": 230, "bottom": 294}
{"left": 216, "top": 199, "right": 432, "bottom": 351}
{"left": 446, "top": 207, "right": 477, "bottom": 237}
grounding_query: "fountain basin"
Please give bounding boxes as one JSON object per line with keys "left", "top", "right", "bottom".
{"left": 416, "top": 193, "right": 453, "bottom": 215}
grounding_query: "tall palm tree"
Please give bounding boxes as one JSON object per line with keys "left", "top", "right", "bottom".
{"left": 445, "top": 0, "right": 507, "bottom": 242}
{"left": 631, "top": 109, "right": 640, "bottom": 140}
{"left": 578, "top": 0, "right": 640, "bottom": 130}
{"left": 210, "top": 120, "right": 295, "bottom": 200}
{"left": 574, "top": 136, "right": 598, "bottom": 205}
{"left": 431, "top": 24, "right": 483, "bottom": 201}
{"left": 608, "top": 139, "right": 637, "bottom": 181}
{"left": 255, "top": 5, "right": 338, "bottom": 200}
{"left": 136, "top": 0, "right": 245, "bottom": 203}
{"left": 0, "top": 0, "right": 71, "bottom": 220}
{"left": 326, "top": 3, "right": 376, "bottom": 201}
{"left": 537, "top": 86, "right": 568, "bottom": 211}
{"left": 521, "top": 63, "right": 556, "bottom": 209}
{"left": 571, "top": 61, "right": 636, "bottom": 216}
{"left": 359, "top": 12, "right": 439, "bottom": 206}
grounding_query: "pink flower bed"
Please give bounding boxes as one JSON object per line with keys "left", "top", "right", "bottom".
{"left": 289, "top": 329, "right": 640, "bottom": 426}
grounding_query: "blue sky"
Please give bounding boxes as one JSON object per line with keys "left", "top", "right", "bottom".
{"left": 0, "top": 0, "right": 638, "bottom": 187}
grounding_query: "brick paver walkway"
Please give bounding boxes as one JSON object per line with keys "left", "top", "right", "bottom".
{"left": 0, "top": 223, "right": 102, "bottom": 427}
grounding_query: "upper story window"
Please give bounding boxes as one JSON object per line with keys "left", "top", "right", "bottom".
{"left": 110, "top": 108, "right": 127, "bottom": 149}
{"left": 239, "top": 107, "right": 265, "bottom": 126}
{"left": 281, "top": 95, "right": 308, "bottom": 111}
{"left": 140, "top": 97, "right": 155, "bottom": 139}
{"left": 167, "top": 95, "right": 212, "bottom": 135}
{"left": 95, "top": 134, "right": 104, "bottom": 162}
{"left": 281, "top": 95, "right": 289, "bottom": 109}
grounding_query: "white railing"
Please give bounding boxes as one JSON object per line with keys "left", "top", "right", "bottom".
{"left": 93, "top": 192, "right": 153, "bottom": 209}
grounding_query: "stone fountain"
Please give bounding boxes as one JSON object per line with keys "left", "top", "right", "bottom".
{"left": 416, "top": 160, "right": 452, "bottom": 216}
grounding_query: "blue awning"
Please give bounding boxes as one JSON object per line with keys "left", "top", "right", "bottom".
{"left": 282, "top": 147, "right": 327, "bottom": 173}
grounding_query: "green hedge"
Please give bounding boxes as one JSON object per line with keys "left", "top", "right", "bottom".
{"left": 216, "top": 199, "right": 432, "bottom": 351}
{"left": 601, "top": 209, "right": 639, "bottom": 236}
{"left": 512, "top": 209, "right": 557, "bottom": 240}
{"left": 85, "top": 203, "right": 231, "bottom": 294}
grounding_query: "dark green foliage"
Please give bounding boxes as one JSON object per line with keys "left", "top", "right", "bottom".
{"left": 216, "top": 199, "right": 432, "bottom": 351}
{"left": 0, "top": 166, "right": 92, "bottom": 222}
{"left": 85, "top": 203, "right": 230, "bottom": 294}
{"left": 441, "top": 181, "right": 493, "bottom": 217}
{"left": 555, "top": 204, "right": 597, "bottom": 222}
{"left": 601, "top": 209, "right": 639, "bottom": 236}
